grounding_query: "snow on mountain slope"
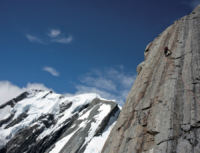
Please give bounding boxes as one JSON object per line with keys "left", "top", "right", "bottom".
{"left": 0, "top": 89, "right": 120, "bottom": 153}
{"left": 0, "top": 105, "right": 12, "bottom": 121}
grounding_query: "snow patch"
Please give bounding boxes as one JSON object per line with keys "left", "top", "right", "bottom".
{"left": 0, "top": 105, "right": 12, "bottom": 121}
{"left": 0, "top": 89, "right": 120, "bottom": 153}
{"left": 49, "top": 128, "right": 79, "bottom": 153}
{"left": 37, "top": 93, "right": 100, "bottom": 140}
{"left": 0, "top": 90, "right": 100, "bottom": 147}
{"left": 84, "top": 109, "right": 120, "bottom": 153}
{"left": 80, "top": 104, "right": 111, "bottom": 150}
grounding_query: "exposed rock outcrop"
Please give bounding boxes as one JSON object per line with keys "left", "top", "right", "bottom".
{"left": 0, "top": 92, "right": 28, "bottom": 109}
{"left": 137, "top": 61, "right": 145, "bottom": 75}
{"left": 102, "top": 5, "right": 200, "bottom": 153}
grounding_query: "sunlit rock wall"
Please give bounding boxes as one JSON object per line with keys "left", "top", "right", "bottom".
{"left": 102, "top": 5, "right": 200, "bottom": 153}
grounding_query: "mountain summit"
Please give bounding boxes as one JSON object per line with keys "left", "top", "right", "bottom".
{"left": 0, "top": 89, "right": 120, "bottom": 153}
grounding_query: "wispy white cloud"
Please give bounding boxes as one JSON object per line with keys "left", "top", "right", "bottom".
{"left": 26, "top": 34, "right": 44, "bottom": 44}
{"left": 190, "top": 0, "right": 200, "bottom": 8}
{"left": 74, "top": 85, "right": 130, "bottom": 106}
{"left": 51, "top": 35, "right": 73, "bottom": 44}
{"left": 26, "top": 28, "right": 73, "bottom": 44}
{"left": 47, "top": 29, "right": 73, "bottom": 44}
{"left": 47, "top": 29, "right": 61, "bottom": 38}
{"left": 0, "top": 81, "right": 52, "bottom": 105}
{"left": 80, "top": 76, "right": 116, "bottom": 91}
{"left": 43, "top": 67, "right": 60, "bottom": 76}
{"left": 1, "top": 66, "right": 135, "bottom": 106}
{"left": 63, "top": 86, "right": 121, "bottom": 105}
{"left": 65, "top": 67, "right": 136, "bottom": 106}
{"left": 118, "top": 65, "right": 124, "bottom": 70}
{"left": 181, "top": 0, "right": 200, "bottom": 9}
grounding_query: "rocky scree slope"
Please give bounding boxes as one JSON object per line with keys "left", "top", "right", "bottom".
{"left": 102, "top": 5, "right": 200, "bottom": 153}
{"left": 0, "top": 89, "right": 120, "bottom": 153}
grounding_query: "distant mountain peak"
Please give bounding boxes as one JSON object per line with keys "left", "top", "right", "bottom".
{"left": 0, "top": 90, "right": 120, "bottom": 153}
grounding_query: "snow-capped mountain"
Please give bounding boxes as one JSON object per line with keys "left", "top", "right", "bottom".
{"left": 0, "top": 89, "right": 120, "bottom": 153}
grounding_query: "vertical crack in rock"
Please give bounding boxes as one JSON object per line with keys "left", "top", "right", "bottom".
{"left": 102, "top": 5, "right": 200, "bottom": 153}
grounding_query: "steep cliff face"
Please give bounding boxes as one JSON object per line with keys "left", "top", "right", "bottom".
{"left": 102, "top": 5, "right": 200, "bottom": 153}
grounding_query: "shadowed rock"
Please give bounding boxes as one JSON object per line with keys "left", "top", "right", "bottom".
{"left": 59, "top": 101, "right": 72, "bottom": 113}
{"left": 5, "top": 110, "right": 29, "bottom": 129}
{"left": 0, "top": 114, "right": 14, "bottom": 128}
{"left": 0, "top": 92, "right": 28, "bottom": 109}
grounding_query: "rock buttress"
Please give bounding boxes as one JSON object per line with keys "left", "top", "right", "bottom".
{"left": 102, "top": 5, "right": 200, "bottom": 153}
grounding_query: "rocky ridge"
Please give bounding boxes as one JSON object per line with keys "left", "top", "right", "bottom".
{"left": 0, "top": 89, "right": 120, "bottom": 153}
{"left": 102, "top": 5, "right": 200, "bottom": 153}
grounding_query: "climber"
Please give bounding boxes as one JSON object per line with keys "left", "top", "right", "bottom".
{"left": 164, "top": 47, "right": 172, "bottom": 57}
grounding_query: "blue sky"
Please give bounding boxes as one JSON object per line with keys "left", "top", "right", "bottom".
{"left": 0, "top": 0, "right": 198, "bottom": 106}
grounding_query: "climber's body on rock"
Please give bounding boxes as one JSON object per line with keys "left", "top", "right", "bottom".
{"left": 164, "top": 47, "right": 172, "bottom": 57}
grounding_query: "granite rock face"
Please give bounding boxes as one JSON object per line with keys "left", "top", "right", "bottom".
{"left": 102, "top": 5, "right": 200, "bottom": 153}
{"left": 137, "top": 61, "right": 145, "bottom": 75}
